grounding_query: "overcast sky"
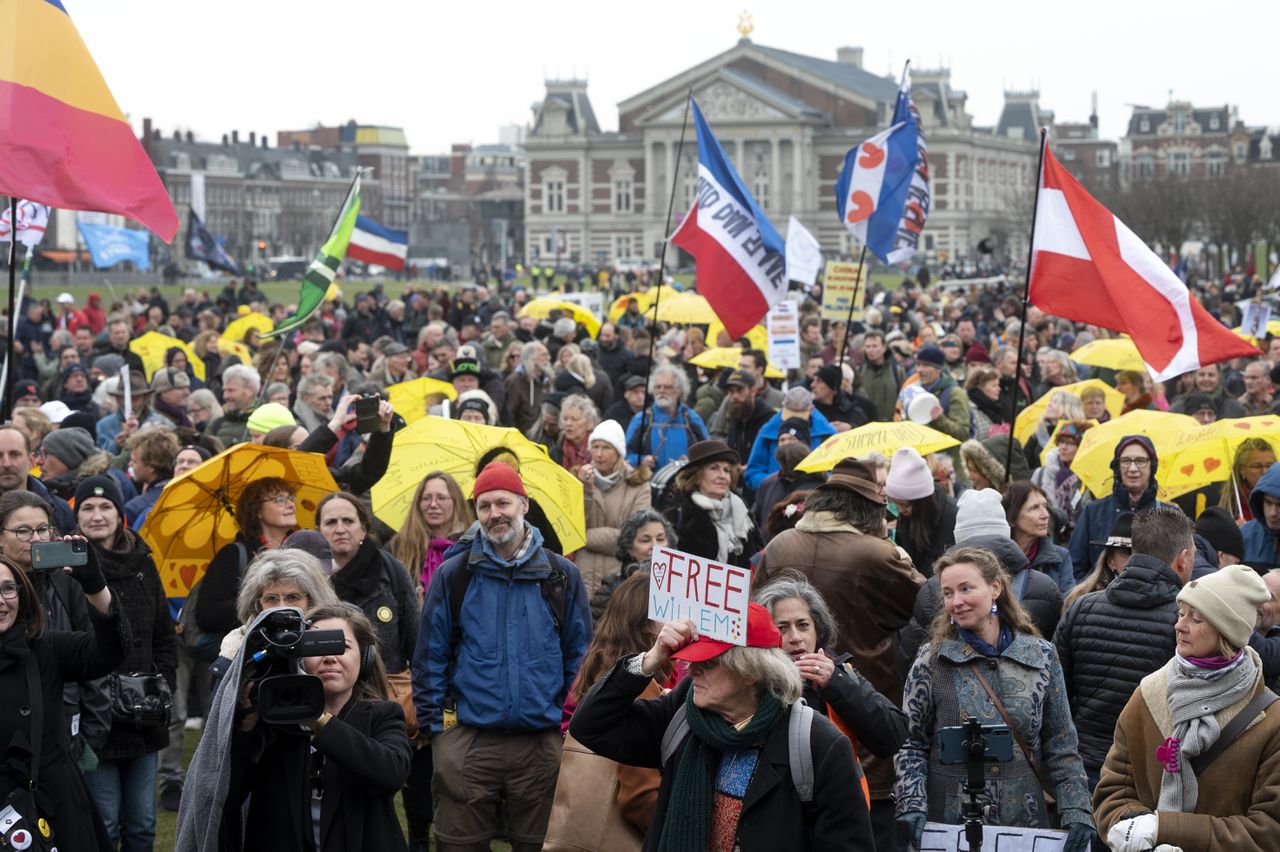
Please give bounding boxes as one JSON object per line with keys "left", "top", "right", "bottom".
{"left": 70, "top": 0, "right": 1276, "bottom": 155}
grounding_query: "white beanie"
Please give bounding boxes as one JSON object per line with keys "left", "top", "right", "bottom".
{"left": 886, "top": 447, "right": 934, "bottom": 502}
{"left": 1177, "top": 564, "right": 1271, "bottom": 649}
{"left": 588, "top": 419, "right": 627, "bottom": 458}
{"left": 954, "top": 489, "right": 1011, "bottom": 543}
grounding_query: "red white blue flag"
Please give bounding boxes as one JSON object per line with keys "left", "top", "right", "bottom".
{"left": 347, "top": 214, "right": 408, "bottom": 271}
{"left": 671, "top": 99, "right": 786, "bottom": 339}
{"left": 835, "top": 64, "right": 930, "bottom": 263}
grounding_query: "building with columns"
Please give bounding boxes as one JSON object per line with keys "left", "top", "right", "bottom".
{"left": 523, "top": 37, "right": 1047, "bottom": 268}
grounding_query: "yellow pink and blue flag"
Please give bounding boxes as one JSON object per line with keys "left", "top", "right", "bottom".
{"left": 0, "top": 0, "right": 178, "bottom": 241}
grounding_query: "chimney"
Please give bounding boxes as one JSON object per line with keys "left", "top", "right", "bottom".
{"left": 221, "top": 133, "right": 229, "bottom": 146}
{"left": 1090, "top": 91, "right": 1098, "bottom": 131}
{"left": 143, "top": 117, "right": 152, "bottom": 143}
{"left": 249, "top": 131, "right": 256, "bottom": 146}
{"left": 837, "top": 47, "right": 864, "bottom": 68}
{"left": 261, "top": 135, "right": 269, "bottom": 149}
{"left": 186, "top": 130, "right": 194, "bottom": 143}
{"left": 173, "top": 129, "right": 181, "bottom": 141}
{"left": 231, "top": 130, "right": 239, "bottom": 144}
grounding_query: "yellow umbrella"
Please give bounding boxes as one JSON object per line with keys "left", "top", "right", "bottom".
{"left": 796, "top": 421, "right": 961, "bottom": 473}
{"left": 1039, "top": 418, "right": 1102, "bottom": 465}
{"left": 653, "top": 292, "right": 719, "bottom": 325}
{"left": 518, "top": 297, "right": 602, "bottom": 338}
{"left": 1070, "top": 410, "right": 1198, "bottom": 498}
{"left": 217, "top": 337, "right": 253, "bottom": 363}
{"left": 223, "top": 312, "right": 275, "bottom": 342}
{"left": 1014, "top": 379, "right": 1124, "bottom": 446}
{"left": 370, "top": 416, "right": 586, "bottom": 553}
{"left": 607, "top": 286, "right": 681, "bottom": 322}
{"left": 140, "top": 444, "right": 339, "bottom": 599}
{"left": 689, "top": 347, "right": 784, "bottom": 379}
{"left": 1070, "top": 337, "right": 1147, "bottom": 372}
{"left": 1153, "top": 415, "right": 1280, "bottom": 500}
{"left": 707, "top": 322, "right": 769, "bottom": 352}
{"left": 386, "top": 376, "right": 458, "bottom": 426}
{"left": 129, "top": 331, "right": 206, "bottom": 382}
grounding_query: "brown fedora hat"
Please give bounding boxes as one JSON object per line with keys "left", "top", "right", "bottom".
{"left": 818, "top": 457, "right": 884, "bottom": 504}
{"left": 684, "top": 439, "right": 740, "bottom": 469}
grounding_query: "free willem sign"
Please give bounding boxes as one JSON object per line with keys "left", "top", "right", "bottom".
{"left": 647, "top": 545, "right": 751, "bottom": 645}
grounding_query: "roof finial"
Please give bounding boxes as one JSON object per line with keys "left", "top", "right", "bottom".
{"left": 737, "top": 11, "right": 753, "bottom": 40}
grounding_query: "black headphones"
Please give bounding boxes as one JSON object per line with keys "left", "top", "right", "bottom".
{"left": 358, "top": 641, "right": 377, "bottom": 681}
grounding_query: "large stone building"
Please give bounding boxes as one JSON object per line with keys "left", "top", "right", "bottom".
{"left": 412, "top": 141, "right": 525, "bottom": 273}
{"left": 523, "top": 37, "right": 1048, "bottom": 268}
{"left": 1049, "top": 97, "right": 1120, "bottom": 194}
{"left": 1118, "top": 101, "right": 1252, "bottom": 185}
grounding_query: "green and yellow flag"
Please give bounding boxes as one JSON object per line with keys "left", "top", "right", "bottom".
{"left": 265, "top": 171, "right": 362, "bottom": 338}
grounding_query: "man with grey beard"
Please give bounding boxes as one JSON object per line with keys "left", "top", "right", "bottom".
{"left": 503, "top": 341, "right": 555, "bottom": 432}
{"left": 623, "top": 364, "right": 709, "bottom": 470}
{"left": 414, "top": 461, "right": 591, "bottom": 851}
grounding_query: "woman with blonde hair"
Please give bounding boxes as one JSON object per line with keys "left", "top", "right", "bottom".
{"left": 388, "top": 471, "right": 474, "bottom": 600}
{"left": 1218, "top": 437, "right": 1275, "bottom": 521}
{"left": 1025, "top": 389, "right": 1085, "bottom": 472}
{"left": 895, "top": 546, "right": 1094, "bottom": 850}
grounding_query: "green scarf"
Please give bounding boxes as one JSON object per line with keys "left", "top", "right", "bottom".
{"left": 657, "top": 686, "right": 785, "bottom": 852}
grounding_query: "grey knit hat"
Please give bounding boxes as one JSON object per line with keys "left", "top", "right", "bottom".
{"left": 41, "top": 427, "right": 96, "bottom": 471}
{"left": 953, "top": 488, "right": 1011, "bottom": 543}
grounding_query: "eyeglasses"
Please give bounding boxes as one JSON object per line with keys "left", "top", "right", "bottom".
{"left": 0, "top": 582, "right": 19, "bottom": 600}
{"left": 1247, "top": 462, "right": 1275, "bottom": 473}
{"left": 1117, "top": 457, "right": 1151, "bottom": 469}
{"left": 421, "top": 493, "right": 453, "bottom": 505}
{"left": 267, "top": 494, "right": 297, "bottom": 506}
{"left": 259, "top": 592, "right": 307, "bottom": 607}
{"left": 3, "top": 525, "right": 55, "bottom": 541}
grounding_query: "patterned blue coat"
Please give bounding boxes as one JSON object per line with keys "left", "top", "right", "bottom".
{"left": 893, "top": 633, "right": 1094, "bottom": 830}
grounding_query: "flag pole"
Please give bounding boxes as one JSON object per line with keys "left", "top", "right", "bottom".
{"left": 2, "top": 196, "right": 17, "bottom": 422}
{"left": 631, "top": 88, "right": 692, "bottom": 464}
{"left": 1004, "top": 127, "right": 1049, "bottom": 478}
{"left": 837, "top": 244, "right": 868, "bottom": 373}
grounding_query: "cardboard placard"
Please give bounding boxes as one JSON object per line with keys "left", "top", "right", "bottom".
{"left": 915, "top": 821, "right": 1067, "bottom": 851}
{"left": 648, "top": 545, "right": 751, "bottom": 645}
{"left": 120, "top": 364, "right": 132, "bottom": 421}
{"left": 821, "top": 260, "right": 867, "bottom": 322}
{"left": 766, "top": 301, "right": 801, "bottom": 370}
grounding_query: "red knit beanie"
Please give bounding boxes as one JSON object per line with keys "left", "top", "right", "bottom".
{"left": 472, "top": 461, "right": 526, "bottom": 499}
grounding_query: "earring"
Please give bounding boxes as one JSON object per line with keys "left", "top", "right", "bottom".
{"left": 949, "top": 616, "right": 955, "bottom": 626}
{"left": 991, "top": 603, "right": 999, "bottom": 616}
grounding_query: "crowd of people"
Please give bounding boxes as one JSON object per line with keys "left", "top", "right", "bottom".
{"left": 2, "top": 267, "right": 1280, "bottom": 851}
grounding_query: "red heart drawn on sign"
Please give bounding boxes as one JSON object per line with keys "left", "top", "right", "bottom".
{"left": 1180, "top": 464, "right": 1195, "bottom": 477}
{"left": 1234, "top": 423, "right": 1253, "bottom": 430}
{"left": 845, "top": 191, "right": 875, "bottom": 224}
{"left": 1203, "top": 458, "right": 1222, "bottom": 473}
{"left": 650, "top": 555, "right": 668, "bottom": 592}
{"left": 858, "top": 142, "right": 885, "bottom": 169}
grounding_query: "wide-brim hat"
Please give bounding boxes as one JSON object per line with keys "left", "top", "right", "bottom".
{"left": 819, "top": 457, "right": 884, "bottom": 504}
{"left": 1091, "top": 511, "right": 1134, "bottom": 549}
{"left": 109, "top": 370, "right": 153, "bottom": 398}
{"left": 684, "top": 439, "right": 740, "bottom": 469}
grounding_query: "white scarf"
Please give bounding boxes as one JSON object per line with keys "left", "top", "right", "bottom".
{"left": 691, "top": 491, "right": 750, "bottom": 562}
{"left": 594, "top": 467, "right": 623, "bottom": 493}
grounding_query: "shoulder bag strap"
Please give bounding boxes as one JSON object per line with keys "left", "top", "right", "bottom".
{"left": 660, "top": 703, "right": 690, "bottom": 767}
{"left": 25, "top": 652, "right": 42, "bottom": 790}
{"left": 1189, "top": 689, "right": 1279, "bottom": 776}
{"left": 970, "top": 665, "right": 1048, "bottom": 792}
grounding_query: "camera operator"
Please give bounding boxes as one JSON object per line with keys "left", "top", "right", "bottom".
{"left": 0, "top": 505, "right": 128, "bottom": 851}
{"left": 893, "top": 546, "right": 1094, "bottom": 850}
{"left": 197, "top": 602, "right": 411, "bottom": 851}
{"left": 75, "top": 475, "right": 177, "bottom": 852}
{"left": 0, "top": 490, "right": 112, "bottom": 769}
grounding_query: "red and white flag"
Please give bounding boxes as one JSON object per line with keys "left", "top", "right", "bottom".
{"left": 1029, "top": 142, "right": 1259, "bottom": 379}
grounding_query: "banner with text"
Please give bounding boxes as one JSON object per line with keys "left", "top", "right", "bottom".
{"left": 767, "top": 301, "right": 801, "bottom": 370}
{"left": 648, "top": 545, "right": 751, "bottom": 645}
{"left": 821, "top": 260, "right": 867, "bottom": 322}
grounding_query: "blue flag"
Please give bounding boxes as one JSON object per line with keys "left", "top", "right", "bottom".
{"left": 185, "top": 209, "right": 242, "bottom": 274}
{"left": 77, "top": 221, "right": 151, "bottom": 269}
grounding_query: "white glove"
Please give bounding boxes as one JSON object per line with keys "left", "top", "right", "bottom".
{"left": 1153, "top": 846, "right": 1183, "bottom": 852}
{"left": 1107, "top": 813, "right": 1158, "bottom": 852}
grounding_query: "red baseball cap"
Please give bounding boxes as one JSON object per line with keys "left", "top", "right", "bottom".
{"left": 671, "top": 602, "right": 782, "bottom": 663}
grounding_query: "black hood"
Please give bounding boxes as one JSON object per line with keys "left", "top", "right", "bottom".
{"left": 1110, "top": 434, "right": 1160, "bottom": 509}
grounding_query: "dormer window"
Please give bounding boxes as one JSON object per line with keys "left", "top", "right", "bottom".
{"left": 1139, "top": 118, "right": 1151, "bottom": 132}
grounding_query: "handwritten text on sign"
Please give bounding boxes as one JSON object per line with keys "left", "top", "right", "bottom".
{"left": 648, "top": 546, "right": 751, "bottom": 645}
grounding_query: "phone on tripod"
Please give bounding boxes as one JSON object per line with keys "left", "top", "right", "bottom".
{"left": 938, "top": 722, "right": 1014, "bottom": 764}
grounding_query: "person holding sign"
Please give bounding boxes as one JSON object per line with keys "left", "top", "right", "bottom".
{"left": 569, "top": 603, "right": 874, "bottom": 851}
{"left": 664, "top": 440, "right": 762, "bottom": 570}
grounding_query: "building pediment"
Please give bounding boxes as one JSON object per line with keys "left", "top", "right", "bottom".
{"left": 635, "top": 69, "right": 825, "bottom": 128}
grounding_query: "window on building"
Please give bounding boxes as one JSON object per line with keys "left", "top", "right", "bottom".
{"left": 1206, "top": 152, "right": 1227, "bottom": 177}
{"left": 752, "top": 173, "right": 769, "bottom": 211}
{"left": 1173, "top": 109, "right": 1186, "bottom": 133}
{"left": 544, "top": 180, "right": 564, "bottom": 213}
{"left": 1096, "top": 149, "right": 1112, "bottom": 167}
{"left": 1061, "top": 148, "right": 1077, "bottom": 161}
{"left": 1135, "top": 155, "right": 1155, "bottom": 179}
{"left": 1235, "top": 142, "right": 1248, "bottom": 163}
{"left": 1210, "top": 115, "right": 1221, "bottom": 130}
{"left": 1169, "top": 151, "right": 1190, "bottom": 176}
{"left": 615, "top": 235, "right": 633, "bottom": 259}
{"left": 614, "top": 179, "right": 632, "bottom": 214}
{"left": 1139, "top": 118, "right": 1151, "bottom": 133}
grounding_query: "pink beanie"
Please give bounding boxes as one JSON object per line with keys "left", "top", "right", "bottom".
{"left": 886, "top": 447, "right": 935, "bottom": 502}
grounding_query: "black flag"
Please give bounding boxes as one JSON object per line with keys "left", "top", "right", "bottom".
{"left": 185, "top": 209, "right": 242, "bottom": 274}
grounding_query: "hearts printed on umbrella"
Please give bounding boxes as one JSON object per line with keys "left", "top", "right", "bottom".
{"left": 858, "top": 142, "right": 885, "bottom": 168}
{"left": 1203, "top": 458, "right": 1222, "bottom": 473}
{"left": 650, "top": 556, "right": 668, "bottom": 592}
{"left": 845, "top": 191, "right": 875, "bottom": 224}
{"left": 1180, "top": 464, "right": 1195, "bottom": 477}
{"left": 1234, "top": 423, "right": 1253, "bottom": 430}
{"left": 1263, "top": 420, "right": 1276, "bottom": 428}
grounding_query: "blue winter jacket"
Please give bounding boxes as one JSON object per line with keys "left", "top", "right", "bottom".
{"left": 1067, "top": 435, "right": 1174, "bottom": 574}
{"left": 744, "top": 409, "right": 836, "bottom": 491}
{"left": 1242, "top": 464, "right": 1280, "bottom": 565}
{"left": 1028, "top": 535, "right": 1075, "bottom": 594}
{"left": 413, "top": 523, "right": 592, "bottom": 734}
{"left": 624, "top": 404, "right": 709, "bottom": 469}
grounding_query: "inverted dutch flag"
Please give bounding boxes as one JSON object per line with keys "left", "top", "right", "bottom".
{"left": 835, "top": 65, "right": 928, "bottom": 264}
{"left": 347, "top": 214, "right": 408, "bottom": 271}
{"left": 670, "top": 99, "right": 787, "bottom": 339}
{"left": 0, "top": 0, "right": 178, "bottom": 241}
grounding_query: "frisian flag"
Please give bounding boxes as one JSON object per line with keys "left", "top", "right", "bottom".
{"left": 670, "top": 99, "right": 787, "bottom": 339}
{"left": 835, "top": 63, "right": 931, "bottom": 263}
{"left": 0, "top": 199, "right": 50, "bottom": 248}
{"left": 0, "top": 0, "right": 177, "bottom": 240}
{"left": 266, "top": 171, "right": 361, "bottom": 339}
{"left": 348, "top": 214, "right": 407, "bottom": 271}
{"left": 185, "top": 209, "right": 242, "bottom": 274}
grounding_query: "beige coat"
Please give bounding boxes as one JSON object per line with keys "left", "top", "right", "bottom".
{"left": 1094, "top": 648, "right": 1280, "bottom": 850}
{"left": 578, "top": 466, "right": 651, "bottom": 595}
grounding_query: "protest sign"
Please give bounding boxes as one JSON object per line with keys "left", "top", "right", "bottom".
{"left": 648, "top": 545, "right": 751, "bottom": 644}
{"left": 766, "top": 301, "right": 801, "bottom": 370}
{"left": 919, "top": 822, "right": 1067, "bottom": 851}
{"left": 821, "top": 260, "right": 867, "bottom": 322}
{"left": 1241, "top": 300, "right": 1272, "bottom": 340}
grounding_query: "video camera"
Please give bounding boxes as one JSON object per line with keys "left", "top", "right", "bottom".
{"left": 244, "top": 608, "right": 345, "bottom": 725}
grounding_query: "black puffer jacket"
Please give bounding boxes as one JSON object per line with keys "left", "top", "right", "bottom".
{"left": 900, "top": 535, "right": 1063, "bottom": 664}
{"left": 1052, "top": 553, "right": 1181, "bottom": 771}
{"left": 89, "top": 528, "right": 178, "bottom": 760}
